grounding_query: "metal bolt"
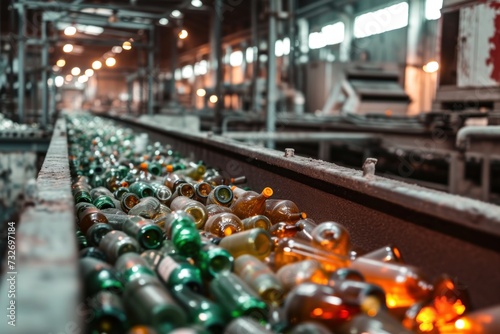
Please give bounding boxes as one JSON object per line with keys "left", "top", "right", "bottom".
{"left": 362, "top": 158, "right": 378, "bottom": 178}
{"left": 284, "top": 148, "right": 295, "bottom": 158}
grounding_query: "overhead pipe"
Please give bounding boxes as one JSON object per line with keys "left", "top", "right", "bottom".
{"left": 456, "top": 126, "right": 500, "bottom": 151}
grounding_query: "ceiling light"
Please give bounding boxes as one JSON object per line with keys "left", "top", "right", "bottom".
{"left": 105, "top": 57, "right": 116, "bottom": 67}
{"left": 178, "top": 29, "right": 188, "bottom": 39}
{"left": 112, "top": 46, "right": 123, "bottom": 54}
{"left": 71, "top": 67, "right": 81, "bottom": 76}
{"left": 64, "top": 26, "right": 77, "bottom": 36}
{"left": 65, "top": 74, "right": 73, "bottom": 82}
{"left": 85, "top": 69, "right": 94, "bottom": 77}
{"left": 159, "top": 18, "right": 169, "bottom": 26}
{"left": 191, "top": 0, "right": 203, "bottom": 8}
{"left": 171, "top": 10, "right": 182, "bottom": 18}
{"left": 122, "top": 41, "right": 132, "bottom": 50}
{"left": 56, "top": 59, "right": 66, "bottom": 67}
{"left": 63, "top": 44, "right": 73, "bottom": 53}
{"left": 423, "top": 61, "right": 439, "bottom": 73}
{"left": 196, "top": 88, "right": 206, "bottom": 97}
{"left": 78, "top": 75, "right": 88, "bottom": 83}
{"left": 92, "top": 60, "right": 102, "bottom": 70}
{"left": 209, "top": 95, "right": 218, "bottom": 103}
{"left": 52, "top": 65, "right": 60, "bottom": 72}
{"left": 55, "top": 76, "right": 64, "bottom": 87}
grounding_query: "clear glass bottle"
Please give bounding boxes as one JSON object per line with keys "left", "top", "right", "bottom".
{"left": 362, "top": 245, "right": 405, "bottom": 263}
{"left": 206, "top": 185, "right": 234, "bottom": 207}
{"left": 275, "top": 260, "right": 329, "bottom": 292}
{"left": 230, "top": 187, "right": 273, "bottom": 219}
{"left": 218, "top": 228, "right": 273, "bottom": 260}
{"left": 170, "top": 196, "right": 209, "bottom": 229}
{"left": 204, "top": 212, "right": 244, "bottom": 237}
{"left": 311, "top": 221, "right": 351, "bottom": 257}
{"left": 99, "top": 230, "right": 140, "bottom": 264}
{"left": 120, "top": 192, "right": 141, "bottom": 213}
{"left": 128, "top": 197, "right": 161, "bottom": 219}
{"left": 122, "top": 216, "right": 164, "bottom": 250}
{"left": 234, "top": 254, "right": 284, "bottom": 305}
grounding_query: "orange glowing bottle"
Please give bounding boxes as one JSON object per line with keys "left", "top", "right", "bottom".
{"left": 230, "top": 187, "right": 273, "bottom": 219}
{"left": 203, "top": 212, "right": 244, "bottom": 237}
{"left": 362, "top": 245, "right": 405, "bottom": 263}
{"left": 264, "top": 199, "right": 306, "bottom": 225}
{"left": 275, "top": 260, "right": 329, "bottom": 292}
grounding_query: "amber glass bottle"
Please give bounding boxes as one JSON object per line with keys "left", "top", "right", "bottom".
{"left": 264, "top": 199, "right": 306, "bottom": 225}
{"left": 230, "top": 187, "right": 273, "bottom": 219}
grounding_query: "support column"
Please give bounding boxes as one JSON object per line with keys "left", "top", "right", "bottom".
{"left": 266, "top": 0, "right": 278, "bottom": 149}
{"left": 17, "top": 5, "right": 25, "bottom": 123}
{"left": 251, "top": 0, "right": 260, "bottom": 113}
{"left": 339, "top": 4, "right": 354, "bottom": 62}
{"left": 213, "top": 0, "right": 223, "bottom": 134}
{"left": 41, "top": 19, "right": 49, "bottom": 128}
{"left": 147, "top": 27, "right": 155, "bottom": 116}
{"left": 170, "top": 30, "right": 178, "bottom": 106}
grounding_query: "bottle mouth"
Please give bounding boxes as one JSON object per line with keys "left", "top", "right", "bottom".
{"left": 209, "top": 255, "right": 233, "bottom": 275}
{"left": 252, "top": 231, "right": 272, "bottom": 256}
{"left": 140, "top": 228, "right": 163, "bottom": 249}
{"left": 215, "top": 186, "right": 233, "bottom": 204}
{"left": 262, "top": 187, "right": 273, "bottom": 198}
{"left": 141, "top": 188, "right": 154, "bottom": 198}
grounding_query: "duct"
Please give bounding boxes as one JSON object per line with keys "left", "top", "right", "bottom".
{"left": 456, "top": 126, "right": 500, "bottom": 150}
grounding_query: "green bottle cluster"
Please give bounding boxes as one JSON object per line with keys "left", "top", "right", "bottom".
{"left": 68, "top": 115, "right": 492, "bottom": 334}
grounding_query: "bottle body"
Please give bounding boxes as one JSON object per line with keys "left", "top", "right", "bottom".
{"left": 218, "top": 228, "right": 273, "bottom": 260}
{"left": 204, "top": 212, "right": 244, "bottom": 237}
{"left": 230, "top": 187, "right": 273, "bottom": 219}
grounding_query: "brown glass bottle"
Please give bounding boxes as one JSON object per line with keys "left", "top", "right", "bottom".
{"left": 78, "top": 207, "right": 109, "bottom": 235}
{"left": 264, "top": 199, "right": 306, "bottom": 225}
{"left": 204, "top": 212, "right": 244, "bottom": 237}
{"left": 276, "top": 260, "right": 329, "bottom": 292}
{"left": 230, "top": 187, "right": 273, "bottom": 219}
{"left": 206, "top": 204, "right": 232, "bottom": 218}
{"left": 242, "top": 215, "right": 272, "bottom": 231}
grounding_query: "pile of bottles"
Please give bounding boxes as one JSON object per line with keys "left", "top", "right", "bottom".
{"left": 68, "top": 115, "right": 499, "bottom": 334}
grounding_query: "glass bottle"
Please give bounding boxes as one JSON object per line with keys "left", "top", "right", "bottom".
{"left": 157, "top": 254, "right": 204, "bottom": 292}
{"left": 311, "top": 221, "right": 351, "bottom": 256}
{"left": 206, "top": 185, "right": 234, "bottom": 207}
{"left": 204, "top": 212, "right": 244, "bottom": 237}
{"left": 163, "top": 168, "right": 186, "bottom": 191}
{"left": 294, "top": 218, "right": 317, "bottom": 242}
{"left": 128, "top": 197, "right": 161, "bottom": 219}
{"left": 170, "top": 284, "right": 227, "bottom": 333}
{"left": 80, "top": 246, "right": 107, "bottom": 262}
{"left": 99, "top": 230, "right": 140, "bottom": 264}
{"left": 76, "top": 229, "right": 88, "bottom": 250}
{"left": 91, "top": 186, "right": 117, "bottom": 210}
{"left": 73, "top": 186, "right": 92, "bottom": 204}
{"left": 160, "top": 211, "right": 202, "bottom": 257}
{"left": 209, "top": 273, "right": 268, "bottom": 322}
{"left": 338, "top": 310, "right": 413, "bottom": 334}
{"left": 234, "top": 254, "right": 284, "bottom": 305}
{"left": 350, "top": 257, "right": 434, "bottom": 310}
{"left": 218, "top": 228, "right": 273, "bottom": 260}
{"left": 113, "top": 186, "right": 129, "bottom": 201}
{"left": 123, "top": 275, "right": 187, "bottom": 333}
{"left": 177, "top": 163, "right": 206, "bottom": 181}
{"left": 78, "top": 207, "right": 109, "bottom": 235}
{"left": 230, "top": 187, "right": 273, "bottom": 219}
{"left": 115, "top": 252, "right": 156, "bottom": 284}
{"left": 193, "top": 242, "right": 234, "bottom": 280}
{"left": 362, "top": 245, "right": 405, "bottom": 263}
{"left": 103, "top": 213, "right": 129, "bottom": 230}
{"left": 127, "top": 325, "right": 158, "bottom": 334}
{"left": 275, "top": 260, "right": 329, "bottom": 292}
{"left": 329, "top": 268, "right": 365, "bottom": 282}
{"left": 264, "top": 199, "right": 306, "bottom": 225}
{"left": 206, "top": 204, "right": 232, "bottom": 218}
{"left": 242, "top": 215, "right": 272, "bottom": 231}
{"left": 170, "top": 196, "right": 209, "bottom": 229}
{"left": 86, "top": 222, "right": 113, "bottom": 247}
{"left": 288, "top": 322, "right": 334, "bottom": 334}
{"left": 122, "top": 216, "right": 164, "bottom": 250}
{"left": 438, "top": 305, "right": 500, "bottom": 334}
{"left": 274, "top": 238, "right": 350, "bottom": 272}
{"left": 193, "top": 181, "right": 213, "bottom": 204}
{"left": 75, "top": 202, "right": 96, "bottom": 217}
{"left": 120, "top": 192, "right": 141, "bottom": 213}
{"left": 141, "top": 249, "right": 166, "bottom": 271}
{"left": 269, "top": 222, "right": 299, "bottom": 239}
{"left": 168, "top": 182, "right": 196, "bottom": 205}
{"left": 128, "top": 181, "right": 155, "bottom": 198}
{"left": 80, "top": 257, "right": 123, "bottom": 297}
{"left": 87, "top": 291, "right": 129, "bottom": 334}
{"left": 224, "top": 317, "right": 275, "bottom": 334}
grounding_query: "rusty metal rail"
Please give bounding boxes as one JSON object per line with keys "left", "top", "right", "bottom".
{"left": 1, "top": 113, "right": 499, "bottom": 333}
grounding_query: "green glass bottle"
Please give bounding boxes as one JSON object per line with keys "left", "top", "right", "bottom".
{"left": 193, "top": 241, "right": 233, "bottom": 280}
{"left": 115, "top": 252, "right": 156, "bottom": 284}
{"left": 148, "top": 161, "right": 163, "bottom": 176}
{"left": 170, "top": 284, "right": 227, "bottom": 333}
{"left": 209, "top": 272, "right": 268, "bottom": 322}
{"left": 157, "top": 255, "right": 204, "bottom": 293}
{"left": 80, "top": 257, "right": 124, "bottom": 297}
{"left": 80, "top": 247, "right": 107, "bottom": 262}
{"left": 123, "top": 275, "right": 187, "bottom": 333}
{"left": 76, "top": 229, "right": 89, "bottom": 250}
{"left": 86, "top": 222, "right": 113, "bottom": 247}
{"left": 91, "top": 187, "right": 117, "bottom": 210}
{"left": 73, "top": 187, "right": 93, "bottom": 204}
{"left": 99, "top": 230, "right": 140, "bottom": 264}
{"left": 205, "top": 185, "right": 234, "bottom": 207}
{"left": 122, "top": 216, "right": 164, "bottom": 250}
{"left": 87, "top": 291, "right": 129, "bottom": 334}
{"left": 160, "top": 211, "right": 201, "bottom": 257}
{"left": 129, "top": 181, "right": 155, "bottom": 198}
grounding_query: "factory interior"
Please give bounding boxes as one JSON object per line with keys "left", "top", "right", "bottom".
{"left": 1, "top": 0, "right": 500, "bottom": 333}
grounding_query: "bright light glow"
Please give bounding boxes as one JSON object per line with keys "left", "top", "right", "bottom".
{"left": 92, "top": 60, "right": 102, "bottom": 70}
{"left": 159, "top": 18, "right": 169, "bottom": 26}
{"left": 63, "top": 44, "right": 74, "bottom": 53}
{"left": 178, "top": 29, "right": 188, "bottom": 39}
{"left": 47, "top": 78, "right": 53, "bottom": 86}
{"left": 423, "top": 61, "right": 439, "bottom": 73}
{"left": 78, "top": 75, "right": 88, "bottom": 83}
{"left": 246, "top": 47, "right": 255, "bottom": 63}
{"left": 56, "top": 59, "right": 66, "bottom": 67}
{"left": 181, "top": 65, "right": 193, "bottom": 79}
{"left": 175, "top": 69, "right": 182, "bottom": 81}
{"left": 283, "top": 37, "right": 291, "bottom": 55}
{"left": 52, "top": 65, "right": 61, "bottom": 72}
{"left": 322, "top": 22, "right": 345, "bottom": 45}
{"left": 354, "top": 2, "right": 409, "bottom": 38}
{"left": 275, "top": 40, "right": 284, "bottom": 57}
{"left": 194, "top": 60, "right": 208, "bottom": 75}
{"left": 55, "top": 76, "right": 64, "bottom": 87}
{"left": 196, "top": 88, "right": 206, "bottom": 97}
{"left": 112, "top": 46, "right": 123, "bottom": 54}
{"left": 71, "top": 67, "right": 81, "bottom": 76}
{"left": 209, "top": 95, "right": 218, "bottom": 103}
{"left": 426, "top": 0, "right": 443, "bottom": 20}
{"left": 171, "top": 10, "right": 182, "bottom": 18}
{"left": 81, "top": 8, "right": 113, "bottom": 16}
{"left": 64, "top": 26, "right": 76, "bottom": 36}
{"left": 229, "top": 50, "right": 243, "bottom": 67}
{"left": 259, "top": 54, "right": 268, "bottom": 63}
{"left": 191, "top": 0, "right": 203, "bottom": 7}
{"left": 76, "top": 24, "right": 104, "bottom": 36}
{"left": 122, "top": 41, "right": 132, "bottom": 50}
{"left": 65, "top": 74, "right": 73, "bottom": 82}
{"left": 85, "top": 69, "right": 94, "bottom": 77}
{"left": 309, "top": 32, "right": 326, "bottom": 49}
{"left": 105, "top": 57, "right": 116, "bottom": 67}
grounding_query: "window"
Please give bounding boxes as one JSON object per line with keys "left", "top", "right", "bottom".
{"left": 354, "top": 2, "right": 409, "bottom": 38}
{"left": 308, "top": 22, "right": 345, "bottom": 50}
{"left": 426, "top": 0, "right": 443, "bottom": 20}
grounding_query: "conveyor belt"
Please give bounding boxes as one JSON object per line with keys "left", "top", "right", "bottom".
{"left": 1, "top": 113, "right": 499, "bottom": 333}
